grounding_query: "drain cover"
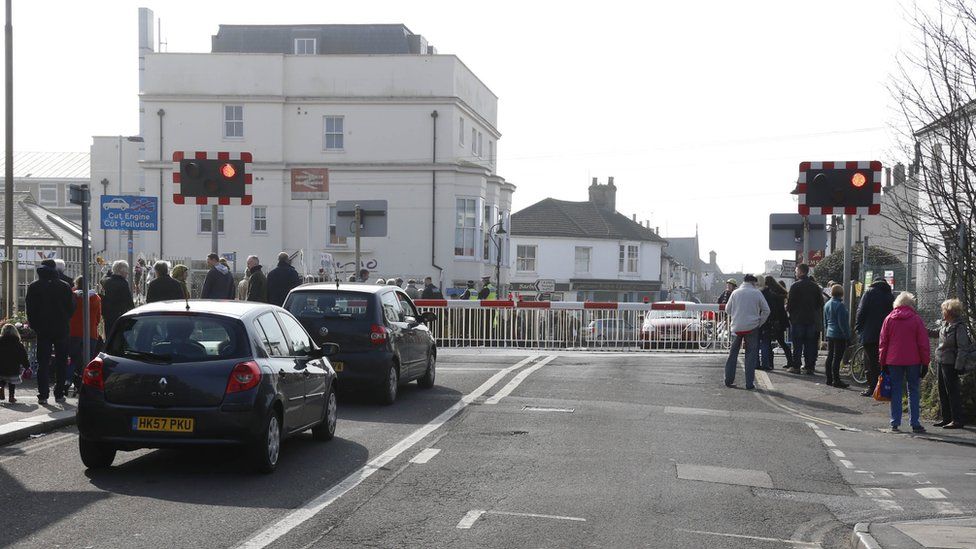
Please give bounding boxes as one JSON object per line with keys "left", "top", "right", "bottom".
{"left": 522, "top": 405, "right": 575, "bottom": 413}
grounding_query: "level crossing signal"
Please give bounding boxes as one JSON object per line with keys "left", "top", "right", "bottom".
{"left": 172, "top": 151, "right": 252, "bottom": 205}
{"left": 797, "top": 161, "right": 881, "bottom": 216}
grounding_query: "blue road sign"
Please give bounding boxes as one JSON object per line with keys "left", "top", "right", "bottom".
{"left": 100, "top": 195, "right": 158, "bottom": 231}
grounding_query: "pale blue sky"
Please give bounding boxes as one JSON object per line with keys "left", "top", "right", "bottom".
{"left": 0, "top": 0, "right": 916, "bottom": 273}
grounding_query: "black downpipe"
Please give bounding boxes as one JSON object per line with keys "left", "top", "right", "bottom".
{"left": 158, "top": 108, "right": 165, "bottom": 258}
{"left": 430, "top": 111, "right": 443, "bottom": 289}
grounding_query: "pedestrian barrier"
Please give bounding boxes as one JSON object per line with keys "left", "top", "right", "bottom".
{"left": 413, "top": 300, "right": 731, "bottom": 352}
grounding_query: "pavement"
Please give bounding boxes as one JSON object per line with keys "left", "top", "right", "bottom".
{"left": 0, "top": 378, "right": 78, "bottom": 446}
{"left": 0, "top": 350, "right": 972, "bottom": 548}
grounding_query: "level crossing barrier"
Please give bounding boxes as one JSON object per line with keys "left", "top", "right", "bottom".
{"left": 413, "top": 300, "right": 731, "bottom": 352}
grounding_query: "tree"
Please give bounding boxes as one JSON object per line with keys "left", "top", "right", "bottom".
{"left": 813, "top": 245, "right": 906, "bottom": 291}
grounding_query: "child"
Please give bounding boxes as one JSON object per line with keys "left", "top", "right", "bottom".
{"left": 0, "top": 323, "right": 30, "bottom": 403}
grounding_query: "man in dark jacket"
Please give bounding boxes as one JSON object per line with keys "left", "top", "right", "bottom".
{"left": 201, "top": 253, "right": 234, "bottom": 300}
{"left": 787, "top": 263, "right": 824, "bottom": 375}
{"left": 100, "top": 260, "right": 135, "bottom": 338}
{"left": 717, "top": 279, "right": 737, "bottom": 305}
{"left": 855, "top": 279, "right": 895, "bottom": 395}
{"left": 266, "top": 252, "right": 302, "bottom": 306}
{"left": 421, "top": 276, "right": 442, "bottom": 299}
{"left": 26, "top": 261, "right": 75, "bottom": 404}
{"left": 146, "top": 260, "right": 186, "bottom": 303}
{"left": 245, "top": 255, "right": 268, "bottom": 303}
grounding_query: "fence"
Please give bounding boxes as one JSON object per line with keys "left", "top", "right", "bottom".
{"left": 413, "top": 300, "right": 731, "bottom": 352}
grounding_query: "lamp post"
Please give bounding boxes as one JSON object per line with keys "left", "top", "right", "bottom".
{"left": 489, "top": 222, "right": 507, "bottom": 299}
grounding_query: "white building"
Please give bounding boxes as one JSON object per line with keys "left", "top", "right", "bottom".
{"left": 99, "top": 12, "right": 514, "bottom": 289}
{"left": 509, "top": 178, "right": 667, "bottom": 302}
{"left": 0, "top": 152, "right": 90, "bottom": 223}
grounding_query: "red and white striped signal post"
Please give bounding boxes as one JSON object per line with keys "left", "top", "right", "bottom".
{"left": 172, "top": 151, "right": 253, "bottom": 254}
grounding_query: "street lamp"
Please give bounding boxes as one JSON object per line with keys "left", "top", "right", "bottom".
{"left": 489, "top": 221, "right": 507, "bottom": 299}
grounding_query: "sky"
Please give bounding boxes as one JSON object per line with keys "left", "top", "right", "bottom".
{"left": 0, "top": 0, "right": 918, "bottom": 273}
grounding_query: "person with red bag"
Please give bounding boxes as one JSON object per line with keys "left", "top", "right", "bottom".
{"left": 878, "top": 292, "right": 931, "bottom": 433}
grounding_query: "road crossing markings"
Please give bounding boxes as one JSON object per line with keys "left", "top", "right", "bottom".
{"left": 933, "top": 501, "right": 963, "bottom": 515}
{"left": 484, "top": 355, "right": 557, "bottom": 405}
{"left": 522, "top": 405, "right": 574, "bottom": 413}
{"left": 831, "top": 450, "right": 846, "bottom": 458}
{"left": 457, "top": 510, "right": 586, "bottom": 529}
{"left": 855, "top": 488, "right": 894, "bottom": 498}
{"left": 235, "top": 355, "right": 542, "bottom": 549}
{"left": 676, "top": 528, "right": 821, "bottom": 547}
{"left": 873, "top": 499, "right": 904, "bottom": 512}
{"left": 822, "top": 439, "right": 837, "bottom": 448}
{"left": 408, "top": 448, "right": 441, "bottom": 464}
{"left": 0, "top": 432, "right": 76, "bottom": 464}
{"left": 839, "top": 460, "right": 855, "bottom": 469}
{"left": 915, "top": 487, "right": 949, "bottom": 499}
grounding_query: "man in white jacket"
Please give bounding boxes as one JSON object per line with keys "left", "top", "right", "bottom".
{"left": 724, "top": 274, "right": 770, "bottom": 390}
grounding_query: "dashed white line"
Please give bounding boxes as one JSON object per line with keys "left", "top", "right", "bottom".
{"left": 873, "top": 499, "right": 903, "bottom": 511}
{"left": 805, "top": 421, "right": 818, "bottom": 429}
{"left": 813, "top": 430, "right": 828, "bottom": 439}
{"left": 677, "top": 528, "right": 821, "bottom": 547}
{"left": 831, "top": 449, "right": 846, "bottom": 458}
{"left": 409, "top": 448, "right": 441, "bottom": 464}
{"left": 855, "top": 488, "right": 894, "bottom": 498}
{"left": 456, "top": 510, "right": 485, "bottom": 529}
{"left": 839, "top": 460, "right": 855, "bottom": 469}
{"left": 484, "top": 355, "right": 556, "bottom": 405}
{"left": 487, "top": 510, "right": 586, "bottom": 522}
{"left": 822, "top": 439, "right": 837, "bottom": 448}
{"left": 915, "top": 487, "right": 949, "bottom": 500}
{"left": 933, "top": 501, "right": 963, "bottom": 515}
{"left": 236, "top": 355, "right": 541, "bottom": 549}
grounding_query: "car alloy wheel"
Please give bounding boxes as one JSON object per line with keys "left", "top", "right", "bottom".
{"left": 267, "top": 414, "right": 280, "bottom": 467}
{"left": 327, "top": 390, "right": 337, "bottom": 435}
{"left": 380, "top": 364, "right": 399, "bottom": 405}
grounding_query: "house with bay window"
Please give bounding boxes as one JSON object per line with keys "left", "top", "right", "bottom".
{"left": 107, "top": 11, "right": 514, "bottom": 289}
{"left": 509, "top": 178, "right": 667, "bottom": 302}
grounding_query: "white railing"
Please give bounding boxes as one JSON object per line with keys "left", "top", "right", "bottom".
{"left": 414, "top": 300, "right": 731, "bottom": 352}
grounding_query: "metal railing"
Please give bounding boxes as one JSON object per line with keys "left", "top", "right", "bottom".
{"left": 413, "top": 300, "right": 731, "bottom": 352}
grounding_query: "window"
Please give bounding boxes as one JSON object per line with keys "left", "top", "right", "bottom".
{"left": 575, "top": 247, "right": 591, "bottom": 273}
{"left": 471, "top": 128, "right": 477, "bottom": 155}
{"left": 482, "top": 204, "right": 492, "bottom": 261}
{"left": 277, "top": 313, "right": 312, "bottom": 356}
{"left": 199, "top": 206, "right": 225, "bottom": 234}
{"left": 454, "top": 198, "right": 478, "bottom": 257}
{"left": 396, "top": 292, "right": 419, "bottom": 319}
{"left": 65, "top": 186, "right": 73, "bottom": 205}
{"left": 223, "top": 105, "right": 243, "bottom": 139}
{"left": 329, "top": 206, "right": 347, "bottom": 245}
{"left": 294, "top": 38, "right": 316, "bottom": 55}
{"left": 516, "top": 245, "right": 537, "bottom": 273}
{"left": 477, "top": 132, "right": 483, "bottom": 157}
{"left": 252, "top": 206, "right": 267, "bottom": 233}
{"left": 255, "top": 313, "right": 288, "bottom": 357}
{"left": 619, "top": 244, "right": 639, "bottom": 274}
{"left": 380, "top": 291, "right": 404, "bottom": 324}
{"left": 39, "top": 184, "right": 58, "bottom": 206}
{"left": 459, "top": 118, "right": 465, "bottom": 146}
{"left": 108, "top": 315, "right": 247, "bottom": 363}
{"left": 324, "top": 116, "right": 344, "bottom": 150}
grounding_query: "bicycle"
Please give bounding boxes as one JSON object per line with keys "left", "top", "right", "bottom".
{"left": 841, "top": 342, "right": 868, "bottom": 385}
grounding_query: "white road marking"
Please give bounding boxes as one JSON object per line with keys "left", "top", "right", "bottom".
{"left": 484, "top": 355, "right": 557, "bottom": 405}
{"left": 235, "top": 355, "right": 541, "bottom": 549}
{"left": 805, "top": 422, "right": 818, "bottom": 429}
{"left": 408, "top": 448, "right": 441, "bottom": 464}
{"left": 873, "top": 499, "right": 903, "bottom": 511}
{"left": 486, "top": 510, "right": 586, "bottom": 522}
{"left": 831, "top": 450, "right": 846, "bottom": 458}
{"left": 839, "top": 460, "right": 855, "bottom": 469}
{"left": 0, "top": 432, "right": 76, "bottom": 464}
{"left": 888, "top": 472, "right": 923, "bottom": 477}
{"left": 677, "top": 528, "right": 821, "bottom": 547}
{"left": 915, "top": 487, "right": 949, "bottom": 499}
{"left": 456, "top": 510, "right": 485, "bottom": 529}
{"left": 439, "top": 367, "right": 505, "bottom": 372}
{"left": 813, "top": 430, "right": 828, "bottom": 439}
{"left": 855, "top": 488, "right": 894, "bottom": 498}
{"left": 933, "top": 501, "right": 963, "bottom": 515}
{"left": 822, "top": 439, "right": 837, "bottom": 448}
{"left": 522, "top": 405, "right": 574, "bottom": 413}
{"left": 756, "top": 370, "right": 775, "bottom": 391}
{"left": 966, "top": 473, "right": 976, "bottom": 476}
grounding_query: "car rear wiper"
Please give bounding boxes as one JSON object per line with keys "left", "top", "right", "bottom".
{"left": 121, "top": 350, "right": 173, "bottom": 362}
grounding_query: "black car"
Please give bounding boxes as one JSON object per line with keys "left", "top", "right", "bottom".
{"left": 283, "top": 283, "right": 437, "bottom": 404}
{"left": 77, "top": 300, "right": 339, "bottom": 473}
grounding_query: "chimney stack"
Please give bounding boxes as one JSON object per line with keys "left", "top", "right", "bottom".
{"left": 709, "top": 251, "right": 717, "bottom": 266}
{"left": 893, "top": 163, "right": 906, "bottom": 187}
{"left": 632, "top": 214, "right": 637, "bottom": 222}
{"left": 588, "top": 176, "right": 617, "bottom": 213}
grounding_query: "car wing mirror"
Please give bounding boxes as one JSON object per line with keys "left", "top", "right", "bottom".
{"left": 307, "top": 346, "right": 325, "bottom": 359}
{"left": 420, "top": 311, "right": 437, "bottom": 323}
{"left": 320, "top": 343, "right": 340, "bottom": 357}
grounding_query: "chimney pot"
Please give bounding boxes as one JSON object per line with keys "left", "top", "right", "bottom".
{"left": 608, "top": 176, "right": 615, "bottom": 187}
{"left": 591, "top": 177, "right": 598, "bottom": 185}
{"left": 632, "top": 214, "right": 637, "bottom": 222}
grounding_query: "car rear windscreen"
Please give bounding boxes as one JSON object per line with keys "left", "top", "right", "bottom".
{"left": 107, "top": 314, "right": 248, "bottom": 363}
{"left": 285, "top": 291, "right": 373, "bottom": 321}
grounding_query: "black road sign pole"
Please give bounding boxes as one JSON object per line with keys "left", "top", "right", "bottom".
{"left": 354, "top": 205, "right": 362, "bottom": 279}
{"left": 802, "top": 216, "right": 810, "bottom": 266}
{"left": 842, "top": 213, "right": 853, "bottom": 327}
{"left": 211, "top": 204, "right": 218, "bottom": 256}
{"left": 70, "top": 185, "right": 92, "bottom": 367}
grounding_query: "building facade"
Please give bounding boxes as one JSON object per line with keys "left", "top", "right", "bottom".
{"left": 0, "top": 152, "right": 90, "bottom": 223}
{"left": 509, "top": 178, "right": 666, "bottom": 302}
{"left": 116, "top": 15, "right": 514, "bottom": 288}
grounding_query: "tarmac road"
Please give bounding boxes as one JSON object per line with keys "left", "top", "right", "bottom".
{"left": 1, "top": 351, "right": 969, "bottom": 548}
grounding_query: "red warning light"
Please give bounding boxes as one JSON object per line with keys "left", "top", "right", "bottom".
{"left": 220, "top": 163, "right": 237, "bottom": 179}
{"left": 851, "top": 172, "right": 867, "bottom": 188}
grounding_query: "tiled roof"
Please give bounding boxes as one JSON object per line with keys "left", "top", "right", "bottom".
{"left": 0, "top": 152, "right": 90, "bottom": 179}
{"left": 0, "top": 192, "right": 82, "bottom": 247}
{"left": 511, "top": 198, "right": 667, "bottom": 242}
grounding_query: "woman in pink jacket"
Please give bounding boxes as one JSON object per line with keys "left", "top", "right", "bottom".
{"left": 878, "top": 292, "right": 931, "bottom": 433}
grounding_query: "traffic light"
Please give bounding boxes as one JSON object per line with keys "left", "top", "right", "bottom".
{"left": 797, "top": 161, "right": 881, "bottom": 215}
{"left": 172, "top": 151, "right": 252, "bottom": 205}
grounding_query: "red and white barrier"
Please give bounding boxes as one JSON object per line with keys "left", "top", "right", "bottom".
{"left": 414, "top": 300, "right": 725, "bottom": 312}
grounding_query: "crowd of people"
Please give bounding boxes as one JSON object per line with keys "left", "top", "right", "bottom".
{"left": 722, "top": 262, "right": 967, "bottom": 431}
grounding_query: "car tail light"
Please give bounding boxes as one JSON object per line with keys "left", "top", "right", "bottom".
{"left": 370, "top": 324, "right": 389, "bottom": 345}
{"left": 82, "top": 358, "right": 105, "bottom": 391}
{"left": 226, "top": 361, "right": 262, "bottom": 394}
